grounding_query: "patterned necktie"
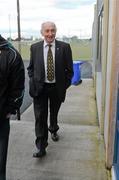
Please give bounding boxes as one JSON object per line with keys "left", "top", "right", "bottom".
{"left": 47, "top": 44, "right": 54, "bottom": 81}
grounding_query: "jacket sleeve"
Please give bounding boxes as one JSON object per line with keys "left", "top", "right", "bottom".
{"left": 27, "top": 45, "right": 34, "bottom": 78}
{"left": 6, "top": 51, "right": 25, "bottom": 114}
{"left": 64, "top": 43, "right": 74, "bottom": 89}
{"left": 27, "top": 45, "right": 36, "bottom": 98}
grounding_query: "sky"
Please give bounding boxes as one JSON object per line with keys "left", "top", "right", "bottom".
{"left": 0, "top": 0, "right": 96, "bottom": 39}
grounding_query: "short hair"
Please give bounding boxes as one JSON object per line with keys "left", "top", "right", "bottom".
{"left": 41, "top": 21, "right": 57, "bottom": 33}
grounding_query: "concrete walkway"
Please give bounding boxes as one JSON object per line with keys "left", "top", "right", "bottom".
{"left": 7, "top": 79, "right": 108, "bottom": 180}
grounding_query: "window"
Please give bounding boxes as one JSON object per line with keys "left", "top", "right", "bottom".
{"left": 97, "top": 5, "right": 104, "bottom": 72}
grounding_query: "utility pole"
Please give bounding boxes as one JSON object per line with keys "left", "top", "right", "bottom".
{"left": 16, "top": 0, "right": 21, "bottom": 121}
{"left": 8, "top": 14, "right": 11, "bottom": 41}
{"left": 17, "top": 0, "right": 21, "bottom": 41}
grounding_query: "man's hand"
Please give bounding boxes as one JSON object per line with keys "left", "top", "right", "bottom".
{"left": 6, "top": 113, "right": 11, "bottom": 119}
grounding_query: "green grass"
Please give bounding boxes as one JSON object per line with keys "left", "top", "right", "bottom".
{"left": 12, "top": 39, "right": 92, "bottom": 61}
{"left": 12, "top": 41, "right": 31, "bottom": 60}
{"left": 70, "top": 40, "right": 92, "bottom": 60}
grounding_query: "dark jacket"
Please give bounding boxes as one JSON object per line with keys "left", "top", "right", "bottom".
{"left": 0, "top": 35, "right": 25, "bottom": 120}
{"left": 27, "top": 40, "right": 73, "bottom": 102}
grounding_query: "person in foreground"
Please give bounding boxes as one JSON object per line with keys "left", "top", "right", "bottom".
{"left": 27, "top": 21, "right": 73, "bottom": 158}
{"left": 0, "top": 35, "right": 25, "bottom": 180}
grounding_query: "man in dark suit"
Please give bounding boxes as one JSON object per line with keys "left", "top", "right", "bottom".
{"left": 27, "top": 21, "right": 73, "bottom": 158}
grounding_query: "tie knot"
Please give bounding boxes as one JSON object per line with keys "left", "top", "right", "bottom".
{"left": 47, "top": 44, "right": 52, "bottom": 48}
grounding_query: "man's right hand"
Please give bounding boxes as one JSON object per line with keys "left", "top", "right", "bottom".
{"left": 6, "top": 113, "right": 11, "bottom": 119}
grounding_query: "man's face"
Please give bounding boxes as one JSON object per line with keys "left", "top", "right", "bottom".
{"left": 41, "top": 23, "right": 56, "bottom": 44}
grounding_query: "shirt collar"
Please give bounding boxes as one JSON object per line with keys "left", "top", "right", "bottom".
{"left": 44, "top": 40, "right": 55, "bottom": 48}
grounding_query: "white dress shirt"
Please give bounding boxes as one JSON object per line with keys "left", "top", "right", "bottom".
{"left": 43, "top": 40, "right": 56, "bottom": 83}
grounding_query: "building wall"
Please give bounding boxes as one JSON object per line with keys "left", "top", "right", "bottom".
{"left": 104, "top": 0, "right": 119, "bottom": 168}
{"left": 101, "top": 0, "right": 109, "bottom": 137}
{"left": 104, "top": 0, "right": 114, "bottom": 168}
{"left": 93, "top": 0, "right": 119, "bottom": 169}
{"left": 94, "top": 0, "right": 104, "bottom": 134}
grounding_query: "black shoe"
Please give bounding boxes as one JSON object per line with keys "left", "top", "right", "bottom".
{"left": 33, "top": 149, "right": 46, "bottom": 158}
{"left": 35, "top": 139, "right": 48, "bottom": 150}
{"left": 51, "top": 132, "right": 59, "bottom": 141}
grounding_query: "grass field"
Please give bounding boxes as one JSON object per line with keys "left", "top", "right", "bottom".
{"left": 70, "top": 40, "right": 92, "bottom": 60}
{"left": 12, "top": 39, "right": 92, "bottom": 61}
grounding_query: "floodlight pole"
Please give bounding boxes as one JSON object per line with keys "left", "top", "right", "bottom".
{"left": 8, "top": 14, "right": 11, "bottom": 41}
{"left": 16, "top": 0, "right": 21, "bottom": 120}
{"left": 17, "top": 0, "right": 21, "bottom": 41}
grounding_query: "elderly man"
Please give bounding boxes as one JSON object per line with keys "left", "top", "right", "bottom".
{"left": 0, "top": 35, "right": 25, "bottom": 180}
{"left": 27, "top": 21, "right": 73, "bottom": 158}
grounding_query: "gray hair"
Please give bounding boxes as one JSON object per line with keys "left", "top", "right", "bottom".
{"left": 41, "top": 21, "right": 57, "bottom": 33}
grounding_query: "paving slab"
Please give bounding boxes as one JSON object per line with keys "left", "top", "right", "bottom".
{"left": 22, "top": 79, "right": 98, "bottom": 126}
{"left": 7, "top": 79, "right": 108, "bottom": 180}
{"left": 7, "top": 121, "right": 107, "bottom": 180}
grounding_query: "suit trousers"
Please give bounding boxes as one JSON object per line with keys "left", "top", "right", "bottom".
{"left": 0, "top": 119, "right": 10, "bottom": 180}
{"left": 33, "top": 83, "right": 62, "bottom": 150}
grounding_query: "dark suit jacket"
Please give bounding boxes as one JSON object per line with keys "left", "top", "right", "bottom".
{"left": 27, "top": 40, "right": 73, "bottom": 102}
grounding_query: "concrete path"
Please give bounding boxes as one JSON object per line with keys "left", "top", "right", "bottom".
{"left": 7, "top": 79, "right": 108, "bottom": 180}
